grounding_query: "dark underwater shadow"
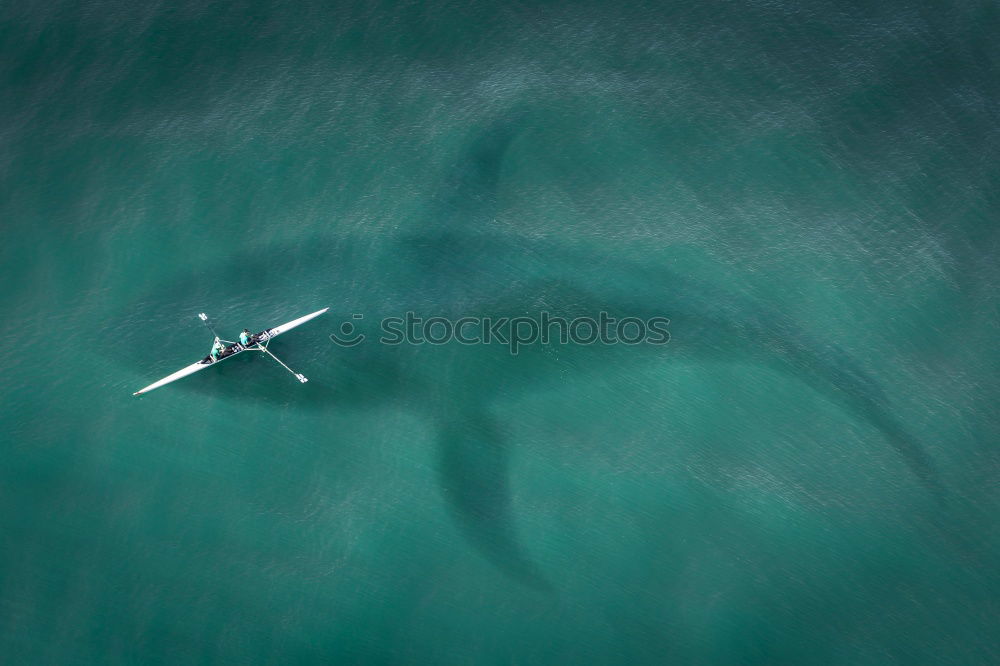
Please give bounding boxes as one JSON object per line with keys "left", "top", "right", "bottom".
{"left": 435, "top": 398, "right": 552, "bottom": 591}
{"left": 108, "top": 112, "right": 953, "bottom": 589}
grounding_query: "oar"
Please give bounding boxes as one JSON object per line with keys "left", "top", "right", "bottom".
{"left": 198, "top": 313, "right": 234, "bottom": 344}
{"left": 255, "top": 344, "right": 308, "bottom": 383}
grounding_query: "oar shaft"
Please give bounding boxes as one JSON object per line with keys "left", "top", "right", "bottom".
{"left": 256, "top": 344, "right": 308, "bottom": 383}
{"left": 198, "top": 313, "right": 221, "bottom": 339}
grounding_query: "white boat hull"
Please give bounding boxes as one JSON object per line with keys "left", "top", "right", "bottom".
{"left": 133, "top": 307, "right": 328, "bottom": 395}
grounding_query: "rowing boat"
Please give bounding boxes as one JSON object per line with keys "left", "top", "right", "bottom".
{"left": 132, "top": 307, "right": 329, "bottom": 396}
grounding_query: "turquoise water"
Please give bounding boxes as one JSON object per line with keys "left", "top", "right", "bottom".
{"left": 2, "top": 1, "right": 998, "bottom": 663}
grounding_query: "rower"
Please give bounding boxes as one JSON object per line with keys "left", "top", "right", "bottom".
{"left": 210, "top": 338, "right": 225, "bottom": 361}
{"left": 239, "top": 329, "right": 253, "bottom": 346}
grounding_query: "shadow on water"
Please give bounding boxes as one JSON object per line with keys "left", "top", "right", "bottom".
{"left": 108, "top": 114, "right": 950, "bottom": 587}
{"left": 435, "top": 398, "right": 552, "bottom": 591}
